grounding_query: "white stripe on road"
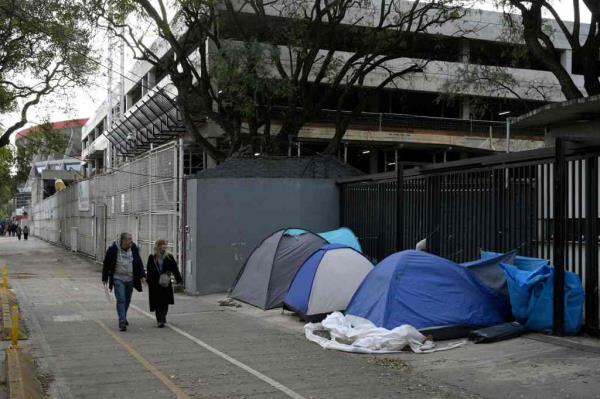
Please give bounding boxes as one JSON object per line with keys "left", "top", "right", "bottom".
{"left": 129, "top": 304, "right": 306, "bottom": 399}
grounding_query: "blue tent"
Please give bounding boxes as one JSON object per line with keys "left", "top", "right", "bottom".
{"left": 286, "top": 227, "right": 362, "bottom": 252}
{"left": 346, "top": 250, "right": 509, "bottom": 330}
{"left": 318, "top": 228, "right": 362, "bottom": 252}
{"left": 284, "top": 244, "right": 373, "bottom": 321}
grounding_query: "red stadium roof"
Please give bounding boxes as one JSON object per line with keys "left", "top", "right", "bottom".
{"left": 15, "top": 118, "right": 88, "bottom": 140}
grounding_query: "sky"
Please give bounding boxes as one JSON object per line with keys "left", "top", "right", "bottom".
{"left": 0, "top": 0, "right": 593, "bottom": 144}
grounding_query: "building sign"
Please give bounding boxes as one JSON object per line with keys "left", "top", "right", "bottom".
{"left": 78, "top": 180, "right": 90, "bottom": 211}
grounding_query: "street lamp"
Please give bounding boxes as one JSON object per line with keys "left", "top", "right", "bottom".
{"left": 498, "top": 111, "right": 512, "bottom": 153}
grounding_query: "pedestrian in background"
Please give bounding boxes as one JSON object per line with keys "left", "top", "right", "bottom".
{"left": 23, "top": 225, "right": 29, "bottom": 240}
{"left": 16, "top": 225, "right": 22, "bottom": 240}
{"left": 102, "top": 232, "right": 146, "bottom": 331}
{"left": 146, "top": 239, "right": 182, "bottom": 328}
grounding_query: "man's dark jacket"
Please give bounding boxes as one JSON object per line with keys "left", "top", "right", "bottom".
{"left": 102, "top": 242, "right": 146, "bottom": 292}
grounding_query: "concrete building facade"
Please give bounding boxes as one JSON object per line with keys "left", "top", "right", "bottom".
{"left": 81, "top": 3, "right": 588, "bottom": 175}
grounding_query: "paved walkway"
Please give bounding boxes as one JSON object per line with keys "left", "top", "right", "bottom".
{"left": 1, "top": 237, "right": 476, "bottom": 399}
{"left": 3, "top": 237, "right": 600, "bottom": 399}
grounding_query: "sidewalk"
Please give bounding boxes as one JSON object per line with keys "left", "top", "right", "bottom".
{"left": 1, "top": 236, "right": 599, "bottom": 398}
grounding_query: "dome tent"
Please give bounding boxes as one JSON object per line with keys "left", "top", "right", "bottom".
{"left": 231, "top": 229, "right": 327, "bottom": 309}
{"left": 285, "top": 227, "right": 362, "bottom": 253}
{"left": 346, "top": 250, "right": 509, "bottom": 330}
{"left": 284, "top": 244, "right": 373, "bottom": 321}
{"left": 319, "top": 228, "right": 362, "bottom": 253}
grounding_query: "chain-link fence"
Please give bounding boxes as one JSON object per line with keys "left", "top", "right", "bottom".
{"left": 30, "top": 141, "right": 182, "bottom": 264}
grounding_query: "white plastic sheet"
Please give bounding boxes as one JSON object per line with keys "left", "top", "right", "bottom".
{"left": 304, "top": 312, "right": 465, "bottom": 354}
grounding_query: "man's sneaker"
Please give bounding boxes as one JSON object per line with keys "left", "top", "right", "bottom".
{"left": 158, "top": 322, "right": 165, "bottom": 328}
{"left": 125, "top": 320, "right": 129, "bottom": 326}
{"left": 119, "top": 322, "right": 127, "bottom": 331}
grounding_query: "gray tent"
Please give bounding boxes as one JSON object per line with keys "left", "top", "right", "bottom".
{"left": 231, "top": 229, "right": 328, "bottom": 309}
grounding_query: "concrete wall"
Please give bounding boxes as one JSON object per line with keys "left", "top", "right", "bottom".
{"left": 185, "top": 178, "right": 340, "bottom": 295}
{"left": 545, "top": 120, "right": 600, "bottom": 146}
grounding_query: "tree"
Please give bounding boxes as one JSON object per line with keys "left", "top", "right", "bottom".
{"left": 492, "top": 1, "right": 597, "bottom": 100}
{"left": 97, "top": 0, "right": 469, "bottom": 159}
{"left": 96, "top": 0, "right": 240, "bottom": 162}
{"left": 0, "top": 123, "right": 68, "bottom": 219}
{"left": 0, "top": 146, "right": 14, "bottom": 219}
{"left": 0, "top": 0, "right": 98, "bottom": 148}
{"left": 241, "top": 0, "right": 468, "bottom": 154}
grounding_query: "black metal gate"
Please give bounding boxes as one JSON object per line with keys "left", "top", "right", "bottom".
{"left": 339, "top": 138, "right": 599, "bottom": 337}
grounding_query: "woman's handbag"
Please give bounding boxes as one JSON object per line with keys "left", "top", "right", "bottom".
{"left": 158, "top": 273, "right": 171, "bottom": 287}
{"left": 155, "top": 255, "right": 171, "bottom": 287}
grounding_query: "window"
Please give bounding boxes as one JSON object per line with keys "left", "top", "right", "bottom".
{"left": 468, "top": 39, "right": 558, "bottom": 71}
{"left": 128, "top": 83, "right": 143, "bottom": 109}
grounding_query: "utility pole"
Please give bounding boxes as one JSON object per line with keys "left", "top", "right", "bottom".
{"left": 506, "top": 117, "right": 512, "bottom": 153}
{"left": 498, "top": 110, "right": 512, "bottom": 153}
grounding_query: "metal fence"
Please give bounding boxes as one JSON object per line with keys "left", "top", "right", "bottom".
{"left": 339, "top": 138, "right": 600, "bottom": 337}
{"left": 30, "top": 141, "right": 183, "bottom": 266}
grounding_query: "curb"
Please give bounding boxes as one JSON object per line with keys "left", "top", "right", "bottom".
{"left": 5, "top": 348, "right": 43, "bottom": 399}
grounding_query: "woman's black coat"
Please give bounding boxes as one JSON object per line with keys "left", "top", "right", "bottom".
{"left": 146, "top": 254, "right": 183, "bottom": 312}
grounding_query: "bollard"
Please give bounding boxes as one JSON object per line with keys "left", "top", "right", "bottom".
{"left": 10, "top": 305, "right": 18, "bottom": 349}
{"left": 2, "top": 265, "right": 8, "bottom": 289}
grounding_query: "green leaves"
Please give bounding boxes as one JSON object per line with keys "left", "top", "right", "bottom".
{"left": 0, "top": 0, "right": 98, "bottom": 147}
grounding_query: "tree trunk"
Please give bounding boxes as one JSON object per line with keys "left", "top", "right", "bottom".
{"left": 276, "top": 119, "right": 302, "bottom": 154}
{"left": 581, "top": 46, "right": 600, "bottom": 96}
{"left": 324, "top": 117, "right": 349, "bottom": 155}
{"left": 521, "top": 11, "right": 584, "bottom": 100}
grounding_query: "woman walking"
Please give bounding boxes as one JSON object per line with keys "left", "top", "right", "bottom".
{"left": 146, "top": 239, "right": 182, "bottom": 327}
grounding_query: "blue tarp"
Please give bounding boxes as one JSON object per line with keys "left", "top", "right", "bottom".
{"left": 346, "top": 250, "right": 509, "bottom": 330}
{"left": 461, "top": 251, "right": 517, "bottom": 296}
{"left": 285, "top": 227, "right": 362, "bottom": 252}
{"left": 500, "top": 262, "right": 584, "bottom": 334}
{"left": 481, "top": 250, "right": 549, "bottom": 272}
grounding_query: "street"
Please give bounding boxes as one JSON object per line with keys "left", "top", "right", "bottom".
{"left": 4, "top": 236, "right": 600, "bottom": 399}
{"left": 1, "top": 237, "right": 475, "bottom": 399}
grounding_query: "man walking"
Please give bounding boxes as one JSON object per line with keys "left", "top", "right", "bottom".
{"left": 16, "top": 225, "right": 22, "bottom": 240}
{"left": 23, "top": 225, "right": 29, "bottom": 240}
{"left": 102, "top": 233, "right": 146, "bottom": 331}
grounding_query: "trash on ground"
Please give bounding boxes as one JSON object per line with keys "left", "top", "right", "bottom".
{"left": 468, "top": 321, "right": 527, "bottom": 343}
{"left": 218, "top": 298, "right": 241, "bottom": 307}
{"left": 304, "top": 312, "right": 465, "bottom": 354}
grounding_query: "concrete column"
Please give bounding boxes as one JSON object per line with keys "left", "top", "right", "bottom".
{"left": 561, "top": 49, "right": 573, "bottom": 75}
{"left": 461, "top": 98, "right": 472, "bottom": 120}
{"left": 369, "top": 150, "right": 379, "bottom": 174}
{"left": 460, "top": 39, "right": 470, "bottom": 63}
{"left": 148, "top": 69, "right": 156, "bottom": 88}
{"left": 205, "top": 138, "right": 218, "bottom": 169}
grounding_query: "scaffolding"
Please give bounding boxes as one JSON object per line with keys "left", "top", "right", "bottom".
{"left": 30, "top": 141, "right": 182, "bottom": 265}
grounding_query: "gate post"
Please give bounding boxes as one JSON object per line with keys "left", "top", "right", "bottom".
{"left": 429, "top": 175, "right": 441, "bottom": 255}
{"left": 553, "top": 137, "right": 567, "bottom": 336}
{"left": 396, "top": 163, "right": 404, "bottom": 252}
{"left": 585, "top": 155, "right": 599, "bottom": 335}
